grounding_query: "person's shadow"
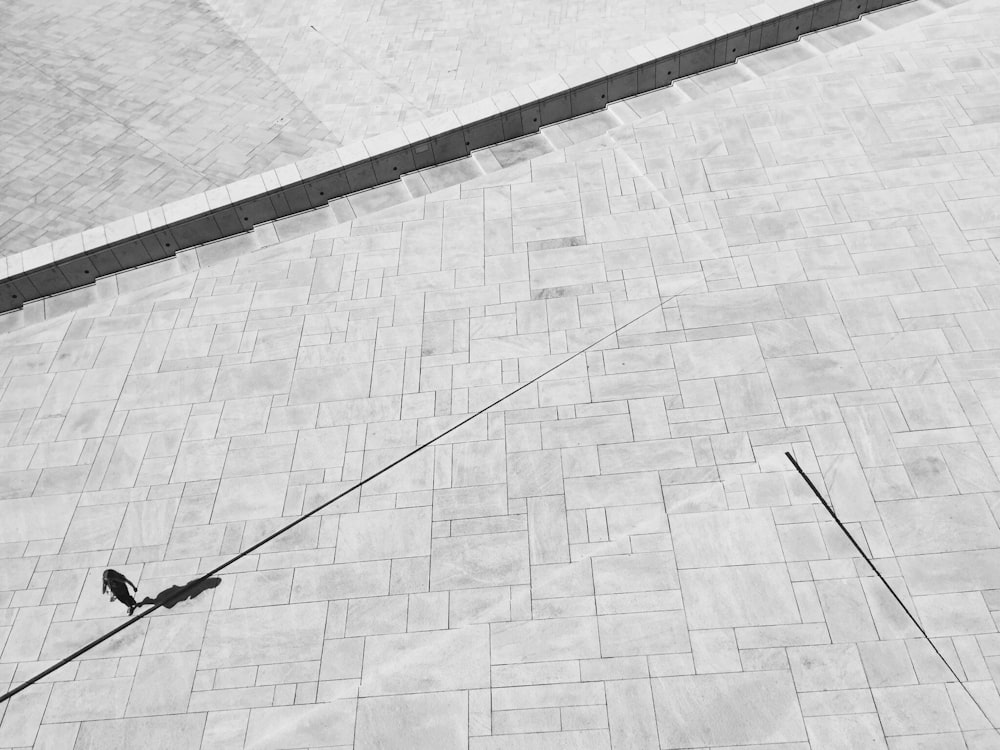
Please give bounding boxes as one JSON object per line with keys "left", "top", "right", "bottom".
{"left": 139, "top": 577, "right": 222, "bottom": 610}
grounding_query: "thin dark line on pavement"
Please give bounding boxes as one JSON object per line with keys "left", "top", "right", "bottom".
{"left": 785, "top": 450, "right": 1000, "bottom": 734}
{"left": 0, "top": 285, "right": 692, "bottom": 705}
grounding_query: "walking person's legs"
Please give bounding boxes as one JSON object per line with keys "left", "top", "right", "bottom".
{"left": 110, "top": 582, "right": 138, "bottom": 615}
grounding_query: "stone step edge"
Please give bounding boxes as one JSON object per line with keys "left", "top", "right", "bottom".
{"left": 0, "top": 0, "right": 914, "bottom": 315}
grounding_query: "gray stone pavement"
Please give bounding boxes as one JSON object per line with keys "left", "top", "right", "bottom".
{"left": 2, "top": 0, "right": 1000, "bottom": 747}
{"left": 1, "top": 0, "right": 761, "bottom": 258}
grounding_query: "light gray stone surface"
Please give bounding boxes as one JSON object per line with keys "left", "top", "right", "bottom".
{"left": 652, "top": 672, "right": 807, "bottom": 746}
{"left": 3, "top": 0, "right": 1000, "bottom": 747}
{"left": 356, "top": 692, "right": 467, "bottom": 750}
{"left": 0, "top": 0, "right": 767, "bottom": 256}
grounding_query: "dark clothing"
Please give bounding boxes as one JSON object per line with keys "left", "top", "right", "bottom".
{"left": 108, "top": 580, "right": 137, "bottom": 609}
{"left": 102, "top": 569, "right": 139, "bottom": 615}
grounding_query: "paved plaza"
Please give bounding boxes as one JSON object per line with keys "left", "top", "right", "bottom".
{"left": 1, "top": 0, "right": 761, "bottom": 256}
{"left": 3, "top": 0, "right": 1000, "bottom": 747}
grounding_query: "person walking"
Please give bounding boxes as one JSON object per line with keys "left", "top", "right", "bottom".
{"left": 102, "top": 569, "right": 140, "bottom": 616}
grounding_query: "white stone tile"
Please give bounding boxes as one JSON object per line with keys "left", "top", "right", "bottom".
{"left": 871, "top": 684, "right": 959, "bottom": 734}
{"left": 431, "top": 531, "right": 530, "bottom": 590}
{"left": 292, "top": 560, "right": 390, "bottom": 601}
{"left": 606, "top": 678, "right": 659, "bottom": 749}
{"left": 672, "top": 335, "right": 765, "bottom": 379}
{"left": 471, "top": 729, "right": 611, "bottom": 749}
{"left": 6, "top": 7, "right": 1000, "bottom": 744}
{"left": 680, "top": 563, "right": 799, "bottom": 628}
{"left": 593, "top": 551, "right": 678, "bottom": 594}
{"left": 199, "top": 602, "right": 326, "bottom": 669}
{"left": 360, "top": 625, "right": 489, "bottom": 695}
{"left": 492, "top": 616, "right": 600, "bottom": 664}
{"left": 245, "top": 701, "right": 357, "bottom": 749}
{"left": 880, "top": 495, "right": 1000, "bottom": 555}
{"left": 565, "top": 472, "right": 662, "bottom": 509}
{"left": 357, "top": 692, "right": 467, "bottom": 750}
{"left": 125, "top": 651, "right": 199, "bottom": 716}
{"left": 679, "top": 288, "right": 784, "bottom": 328}
{"left": 211, "top": 473, "right": 289, "bottom": 522}
{"left": 652, "top": 672, "right": 807, "bottom": 746}
{"left": 118, "top": 369, "right": 217, "bottom": 410}
{"left": 44, "top": 677, "right": 132, "bottom": 722}
{"left": 804, "top": 714, "right": 888, "bottom": 749}
{"left": 598, "top": 611, "right": 690, "bottom": 656}
{"left": 0, "top": 494, "right": 77, "bottom": 543}
{"left": 527, "top": 495, "right": 570, "bottom": 564}
{"left": 672, "top": 509, "right": 784, "bottom": 567}
{"left": 71, "top": 715, "right": 206, "bottom": 750}
{"left": 337, "top": 507, "right": 432, "bottom": 562}
{"left": 767, "top": 352, "right": 869, "bottom": 398}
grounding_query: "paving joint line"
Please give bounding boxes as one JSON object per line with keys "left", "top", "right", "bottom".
{"left": 0, "top": 283, "right": 696, "bottom": 705}
{"left": 0, "top": 0, "right": 958, "bottom": 317}
{"left": 3, "top": 49, "right": 212, "bottom": 185}
{"left": 785, "top": 450, "right": 1000, "bottom": 735}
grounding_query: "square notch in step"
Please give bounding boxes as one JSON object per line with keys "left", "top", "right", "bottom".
{"left": 265, "top": 188, "right": 299, "bottom": 221}
{"left": 275, "top": 183, "right": 315, "bottom": 215}
{"left": 169, "top": 214, "right": 226, "bottom": 252}
{"left": 107, "top": 237, "right": 153, "bottom": 272}
{"left": 538, "top": 91, "right": 572, "bottom": 127}
{"left": 22, "top": 264, "right": 71, "bottom": 299}
{"left": 518, "top": 101, "right": 543, "bottom": 135}
{"left": 463, "top": 116, "right": 505, "bottom": 152}
{"left": 371, "top": 147, "right": 418, "bottom": 184}
{"left": 606, "top": 67, "right": 639, "bottom": 103}
{"left": 498, "top": 107, "right": 527, "bottom": 141}
{"left": 429, "top": 129, "right": 470, "bottom": 164}
{"left": 636, "top": 60, "right": 658, "bottom": 94}
{"left": 811, "top": 0, "right": 846, "bottom": 30}
{"left": 77, "top": 246, "right": 124, "bottom": 277}
{"left": 654, "top": 55, "right": 680, "bottom": 88}
{"left": 57, "top": 253, "right": 102, "bottom": 288}
{"left": 343, "top": 159, "right": 379, "bottom": 193}
{"left": 0, "top": 273, "right": 43, "bottom": 312}
{"left": 303, "top": 168, "right": 351, "bottom": 206}
{"left": 0, "top": 279, "right": 26, "bottom": 313}
{"left": 719, "top": 29, "right": 751, "bottom": 66}
{"left": 836, "top": 0, "right": 870, "bottom": 20}
{"left": 745, "top": 23, "right": 765, "bottom": 56}
{"left": 408, "top": 139, "right": 437, "bottom": 171}
{"left": 569, "top": 78, "right": 610, "bottom": 117}
{"left": 776, "top": 8, "right": 815, "bottom": 45}
{"left": 141, "top": 228, "right": 180, "bottom": 261}
{"left": 757, "top": 18, "right": 780, "bottom": 49}
{"left": 209, "top": 204, "right": 245, "bottom": 237}
{"left": 11, "top": 274, "right": 42, "bottom": 303}
{"left": 678, "top": 42, "right": 715, "bottom": 78}
{"left": 234, "top": 194, "right": 281, "bottom": 230}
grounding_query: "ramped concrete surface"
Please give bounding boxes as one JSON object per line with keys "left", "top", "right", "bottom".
{"left": 1, "top": 0, "right": 765, "bottom": 257}
{"left": 1, "top": 0, "right": 1000, "bottom": 747}
{"left": 0, "top": 0, "right": 918, "bottom": 316}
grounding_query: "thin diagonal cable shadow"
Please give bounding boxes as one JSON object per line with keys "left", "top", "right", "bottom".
{"left": 785, "top": 451, "right": 1000, "bottom": 735}
{"left": 0, "top": 281, "right": 698, "bottom": 705}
